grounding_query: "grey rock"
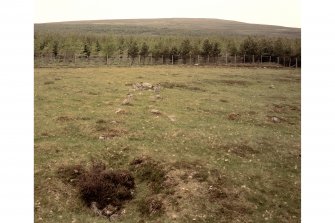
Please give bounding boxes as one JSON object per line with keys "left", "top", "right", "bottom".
{"left": 150, "top": 109, "right": 161, "bottom": 115}
{"left": 271, "top": 116, "right": 280, "bottom": 123}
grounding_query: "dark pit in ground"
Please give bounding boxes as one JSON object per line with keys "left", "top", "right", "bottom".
{"left": 57, "top": 162, "right": 135, "bottom": 219}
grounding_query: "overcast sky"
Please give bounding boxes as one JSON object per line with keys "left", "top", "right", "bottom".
{"left": 35, "top": 0, "right": 300, "bottom": 28}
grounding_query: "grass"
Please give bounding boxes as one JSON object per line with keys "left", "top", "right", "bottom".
{"left": 35, "top": 66, "right": 300, "bottom": 222}
{"left": 35, "top": 18, "right": 300, "bottom": 38}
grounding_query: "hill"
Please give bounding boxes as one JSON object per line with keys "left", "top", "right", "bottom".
{"left": 35, "top": 18, "right": 301, "bottom": 38}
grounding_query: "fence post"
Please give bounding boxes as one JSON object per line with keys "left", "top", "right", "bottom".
{"left": 106, "top": 53, "right": 109, "bottom": 65}
{"left": 234, "top": 54, "right": 237, "bottom": 64}
{"left": 74, "top": 54, "right": 76, "bottom": 65}
{"left": 40, "top": 54, "right": 42, "bottom": 67}
{"left": 243, "top": 54, "right": 246, "bottom": 63}
{"left": 289, "top": 58, "right": 291, "bottom": 67}
{"left": 172, "top": 55, "right": 174, "bottom": 65}
{"left": 269, "top": 56, "right": 272, "bottom": 64}
{"left": 139, "top": 55, "right": 141, "bottom": 65}
{"left": 198, "top": 55, "right": 200, "bottom": 64}
{"left": 225, "top": 53, "right": 228, "bottom": 65}
{"left": 261, "top": 55, "right": 262, "bottom": 64}
{"left": 150, "top": 55, "right": 152, "bottom": 65}
{"left": 277, "top": 57, "right": 280, "bottom": 64}
{"left": 207, "top": 55, "right": 210, "bottom": 64}
{"left": 190, "top": 54, "right": 192, "bottom": 65}
{"left": 252, "top": 55, "right": 255, "bottom": 64}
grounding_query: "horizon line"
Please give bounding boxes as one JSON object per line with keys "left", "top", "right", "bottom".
{"left": 34, "top": 17, "right": 301, "bottom": 29}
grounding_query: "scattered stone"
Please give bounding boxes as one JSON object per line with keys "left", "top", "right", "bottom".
{"left": 132, "top": 83, "right": 142, "bottom": 90}
{"left": 142, "top": 82, "right": 153, "bottom": 89}
{"left": 131, "top": 82, "right": 162, "bottom": 91}
{"left": 150, "top": 109, "right": 161, "bottom": 115}
{"left": 153, "top": 84, "right": 161, "bottom": 93}
{"left": 122, "top": 98, "right": 132, "bottom": 105}
{"left": 109, "top": 213, "right": 120, "bottom": 221}
{"left": 115, "top": 108, "right": 126, "bottom": 114}
{"left": 271, "top": 116, "right": 281, "bottom": 123}
{"left": 155, "top": 94, "right": 162, "bottom": 99}
{"left": 102, "top": 204, "right": 118, "bottom": 217}
{"left": 269, "top": 85, "right": 275, "bottom": 89}
{"left": 171, "top": 213, "right": 178, "bottom": 220}
{"left": 99, "top": 136, "right": 105, "bottom": 140}
{"left": 90, "top": 202, "right": 102, "bottom": 216}
{"left": 168, "top": 115, "right": 176, "bottom": 122}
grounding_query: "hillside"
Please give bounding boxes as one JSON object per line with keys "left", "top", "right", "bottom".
{"left": 35, "top": 18, "right": 301, "bottom": 38}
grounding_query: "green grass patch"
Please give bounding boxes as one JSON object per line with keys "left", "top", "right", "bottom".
{"left": 35, "top": 66, "right": 300, "bottom": 222}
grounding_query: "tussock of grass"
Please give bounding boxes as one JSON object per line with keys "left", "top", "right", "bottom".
{"left": 57, "top": 164, "right": 87, "bottom": 186}
{"left": 130, "top": 156, "right": 167, "bottom": 194}
{"left": 138, "top": 196, "right": 165, "bottom": 216}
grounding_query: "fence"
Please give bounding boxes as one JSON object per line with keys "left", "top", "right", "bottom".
{"left": 34, "top": 54, "right": 301, "bottom": 68}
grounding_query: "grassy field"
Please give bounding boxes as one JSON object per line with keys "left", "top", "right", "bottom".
{"left": 35, "top": 18, "right": 301, "bottom": 38}
{"left": 35, "top": 66, "right": 300, "bottom": 222}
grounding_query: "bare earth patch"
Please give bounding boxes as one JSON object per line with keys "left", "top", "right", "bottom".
{"left": 57, "top": 162, "right": 135, "bottom": 220}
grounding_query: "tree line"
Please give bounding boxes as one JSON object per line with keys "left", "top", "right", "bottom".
{"left": 34, "top": 32, "right": 301, "bottom": 64}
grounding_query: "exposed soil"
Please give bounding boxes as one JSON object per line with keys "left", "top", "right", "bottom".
{"left": 211, "top": 143, "right": 259, "bottom": 158}
{"left": 56, "top": 116, "right": 74, "bottom": 122}
{"left": 160, "top": 81, "right": 205, "bottom": 92}
{"left": 271, "top": 103, "right": 300, "bottom": 113}
{"left": 219, "top": 99, "right": 229, "bottom": 103}
{"left": 275, "top": 77, "right": 301, "bottom": 83}
{"left": 79, "top": 164, "right": 135, "bottom": 209}
{"left": 203, "top": 79, "right": 250, "bottom": 86}
{"left": 44, "top": 81, "right": 55, "bottom": 85}
{"left": 228, "top": 112, "right": 241, "bottom": 120}
{"left": 57, "top": 162, "right": 135, "bottom": 219}
{"left": 95, "top": 127, "right": 128, "bottom": 140}
{"left": 58, "top": 156, "right": 254, "bottom": 222}
{"left": 57, "top": 164, "right": 87, "bottom": 186}
{"left": 225, "top": 143, "right": 259, "bottom": 158}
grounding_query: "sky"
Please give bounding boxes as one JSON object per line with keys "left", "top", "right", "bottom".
{"left": 35, "top": 0, "right": 300, "bottom": 28}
